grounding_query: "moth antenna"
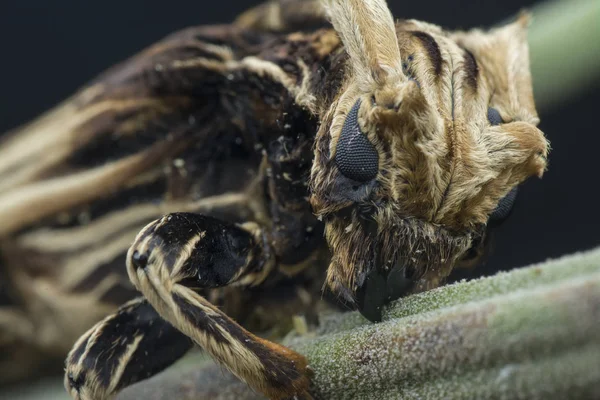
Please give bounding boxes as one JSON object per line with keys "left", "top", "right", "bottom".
{"left": 321, "top": 0, "right": 406, "bottom": 87}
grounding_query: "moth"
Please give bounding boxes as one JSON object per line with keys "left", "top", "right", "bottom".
{"left": 0, "top": 0, "right": 548, "bottom": 399}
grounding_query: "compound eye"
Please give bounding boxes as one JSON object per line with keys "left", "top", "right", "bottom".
{"left": 490, "top": 186, "right": 518, "bottom": 223}
{"left": 487, "top": 107, "right": 504, "bottom": 126}
{"left": 335, "top": 99, "right": 379, "bottom": 183}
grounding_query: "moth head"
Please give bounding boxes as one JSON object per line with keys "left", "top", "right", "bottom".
{"left": 311, "top": 0, "right": 549, "bottom": 316}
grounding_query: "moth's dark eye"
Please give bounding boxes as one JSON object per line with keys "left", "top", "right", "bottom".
{"left": 335, "top": 99, "right": 379, "bottom": 183}
{"left": 489, "top": 186, "right": 518, "bottom": 223}
{"left": 487, "top": 107, "right": 504, "bottom": 126}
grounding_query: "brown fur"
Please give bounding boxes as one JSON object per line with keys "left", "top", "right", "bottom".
{"left": 310, "top": 5, "right": 548, "bottom": 298}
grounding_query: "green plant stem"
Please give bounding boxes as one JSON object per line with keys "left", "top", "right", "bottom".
{"left": 529, "top": 0, "right": 600, "bottom": 109}
{"left": 117, "top": 247, "right": 600, "bottom": 400}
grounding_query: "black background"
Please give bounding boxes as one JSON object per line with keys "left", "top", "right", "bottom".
{"left": 0, "top": 0, "right": 598, "bottom": 278}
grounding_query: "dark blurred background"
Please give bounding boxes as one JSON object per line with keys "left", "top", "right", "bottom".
{"left": 0, "top": 0, "right": 598, "bottom": 277}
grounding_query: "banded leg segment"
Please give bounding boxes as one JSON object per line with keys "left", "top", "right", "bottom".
{"left": 64, "top": 297, "right": 193, "bottom": 400}
{"left": 126, "top": 213, "right": 312, "bottom": 400}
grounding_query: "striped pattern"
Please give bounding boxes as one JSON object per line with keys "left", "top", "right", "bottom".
{"left": 1, "top": 15, "right": 335, "bottom": 387}
{"left": 122, "top": 214, "right": 311, "bottom": 399}
{"left": 65, "top": 298, "right": 192, "bottom": 400}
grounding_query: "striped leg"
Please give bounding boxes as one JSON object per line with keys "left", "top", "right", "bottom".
{"left": 124, "top": 213, "right": 310, "bottom": 399}
{"left": 64, "top": 297, "right": 193, "bottom": 400}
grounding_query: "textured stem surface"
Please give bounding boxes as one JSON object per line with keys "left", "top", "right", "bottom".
{"left": 114, "top": 247, "right": 600, "bottom": 400}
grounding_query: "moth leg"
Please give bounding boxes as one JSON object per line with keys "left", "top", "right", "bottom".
{"left": 126, "top": 213, "right": 312, "bottom": 400}
{"left": 235, "top": 0, "right": 327, "bottom": 33}
{"left": 64, "top": 297, "right": 192, "bottom": 400}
